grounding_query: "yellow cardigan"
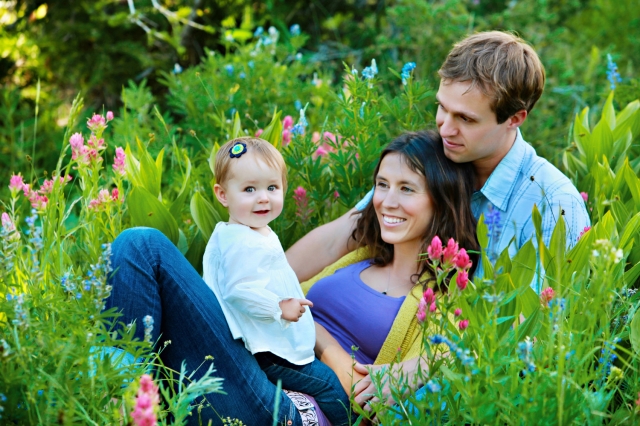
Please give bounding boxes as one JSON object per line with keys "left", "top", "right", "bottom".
{"left": 301, "top": 248, "right": 430, "bottom": 365}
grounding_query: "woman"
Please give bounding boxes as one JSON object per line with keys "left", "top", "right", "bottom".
{"left": 104, "top": 130, "right": 477, "bottom": 425}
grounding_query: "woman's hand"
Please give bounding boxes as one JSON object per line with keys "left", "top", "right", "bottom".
{"left": 279, "top": 298, "right": 313, "bottom": 322}
{"left": 353, "top": 357, "right": 424, "bottom": 409}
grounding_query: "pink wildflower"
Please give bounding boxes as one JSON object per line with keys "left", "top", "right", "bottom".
{"left": 87, "top": 113, "right": 106, "bottom": 132}
{"left": 540, "top": 287, "right": 555, "bottom": 307}
{"left": 323, "top": 132, "right": 337, "bottom": 144}
{"left": 442, "top": 238, "right": 459, "bottom": 265}
{"left": 333, "top": 191, "right": 340, "bottom": 199}
{"left": 578, "top": 226, "right": 591, "bottom": 241}
{"left": 282, "top": 115, "right": 294, "bottom": 130}
{"left": 9, "top": 174, "right": 25, "bottom": 195}
{"left": 113, "top": 147, "right": 126, "bottom": 176}
{"left": 106, "top": 111, "right": 114, "bottom": 121}
{"left": 453, "top": 248, "right": 472, "bottom": 271}
{"left": 312, "top": 131, "right": 321, "bottom": 143}
{"left": 255, "top": 129, "right": 264, "bottom": 137}
{"left": 23, "top": 184, "right": 48, "bottom": 210}
{"left": 87, "top": 135, "right": 105, "bottom": 150}
{"left": 427, "top": 236, "right": 443, "bottom": 262}
{"left": 1, "top": 212, "right": 15, "bottom": 232}
{"left": 314, "top": 146, "right": 328, "bottom": 157}
{"left": 580, "top": 192, "right": 588, "bottom": 203}
{"left": 454, "top": 308, "right": 462, "bottom": 317}
{"left": 429, "top": 302, "right": 437, "bottom": 313}
{"left": 282, "top": 129, "right": 292, "bottom": 146}
{"left": 456, "top": 270, "right": 469, "bottom": 291}
{"left": 636, "top": 392, "right": 640, "bottom": 406}
{"left": 131, "top": 374, "right": 159, "bottom": 426}
{"left": 458, "top": 319, "right": 469, "bottom": 331}
{"left": 69, "top": 133, "right": 84, "bottom": 150}
{"left": 111, "top": 188, "right": 120, "bottom": 201}
{"left": 416, "top": 298, "right": 427, "bottom": 323}
{"left": 293, "top": 186, "right": 311, "bottom": 221}
{"left": 39, "top": 179, "right": 55, "bottom": 195}
{"left": 423, "top": 288, "right": 436, "bottom": 305}
{"left": 88, "top": 189, "right": 112, "bottom": 210}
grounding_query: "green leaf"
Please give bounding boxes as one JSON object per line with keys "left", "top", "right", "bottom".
{"left": 231, "top": 111, "right": 242, "bottom": 139}
{"left": 510, "top": 240, "right": 536, "bottom": 289}
{"left": 630, "top": 308, "right": 640, "bottom": 355}
{"left": 602, "top": 91, "right": 616, "bottom": 129}
{"left": 190, "top": 192, "right": 222, "bottom": 240}
{"left": 169, "top": 153, "right": 192, "bottom": 222}
{"left": 260, "top": 108, "right": 283, "bottom": 149}
{"left": 127, "top": 187, "right": 179, "bottom": 245}
{"left": 135, "top": 137, "right": 161, "bottom": 197}
{"left": 185, "top": 231, "right": 208, "bottom": 275}
{"left": 209, "top": 142, "right": 221, "bottom": 177}
{"left": 476, "top": 214, "right": 488, "bottom": 249}
{"left": 517, "top": 307, "right": 542, "bottom": 342}
{"left": 519, "top": 287, "right": 540, "bottom": 318}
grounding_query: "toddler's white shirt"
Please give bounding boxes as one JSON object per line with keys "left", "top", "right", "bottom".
{"left": 203, "top": 222, "right": 315, "bottom": 365}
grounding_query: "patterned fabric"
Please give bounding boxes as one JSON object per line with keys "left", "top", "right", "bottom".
{"left": 283, "top": 390, "right": 320, "bottom": 426}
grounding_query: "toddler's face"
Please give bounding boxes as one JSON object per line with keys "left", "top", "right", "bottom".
{"left": 217, "top": 154, "right": 284, "bottom": 231}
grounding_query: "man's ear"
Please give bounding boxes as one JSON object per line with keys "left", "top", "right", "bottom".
{"left": 213, "top": 183, "right": 229, "bottom": 207}
{"left": 508, "top": 109, "right": 528, "bottom": 128}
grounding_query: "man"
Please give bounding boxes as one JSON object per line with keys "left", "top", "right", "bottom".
{"left": 286, "top": 31, "right": 590, "bottom": 290}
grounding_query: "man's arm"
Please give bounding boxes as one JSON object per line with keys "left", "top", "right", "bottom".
{"left": 286, "top": 208, "right": 360, "bottom": 282}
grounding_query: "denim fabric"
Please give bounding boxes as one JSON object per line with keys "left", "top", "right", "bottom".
{"left": 105, "top": 227, "right": 303, "bottom": 426}
{"left": 255, "top": 352, "right": 357, "bottom": 426}
{"left": 470, "top": 130, "right": 590, "bottom": 289}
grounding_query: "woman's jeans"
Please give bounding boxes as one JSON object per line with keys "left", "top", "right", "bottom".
{"left": 105, "top": 228, "right": 304, "bottom": 426}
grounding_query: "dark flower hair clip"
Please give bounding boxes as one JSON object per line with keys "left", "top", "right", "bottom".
{"left": 229, "top": 142, "right": 247, "bottom": 158}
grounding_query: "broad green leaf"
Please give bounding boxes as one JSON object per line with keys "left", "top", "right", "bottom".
{"left": 630, "top": 308, "right": 640, "bottom": 355}
{"left": 231, "top": 111, "right": 242, "bottom": 139}
{"left": 510, "top": 240, "right": 536, "bottom": 288}
{"left": 185, "top": 231, "right": 208, "bottom": 275}
{"left": 519, "top": 287, "right": 540, "bottom": 318}
{"left": 127, "top": 187, "right": 179, "bottom": 244}
{"left": 565, "top": 229, "right": 594, "bottom": 278}
{"left": 124, "top": 144, "right": 143, "bottom": 188}
{"left": 615, "top": 100, "right": 639, "bottom": 126}
{"left": 476, "top": 214, "right": 488, "bottom": 249}
{"left": 517, "top": 307, "right": 542, "bottom": 342}
{"left": 622, "top": 159, "right": 640, "bottom": 207}
{"left": 602, "top": 91, "right": 616, "bottom": 130}
{"left": 135, "top": 137, "right": 161, "bottom": 197}
{"left": 155, "top": 147, "right": 165, "bottom": 184}
{"left": 531, "top": 205, "right": 543, "bottom": 242}
{"left": 169, "top": 153, "right": 192, "bottom": 222}
{"left": 591, "top": 119, "right": 613, "bottom": 165}
{"left": 619, "top": 212, "right": 640, "bottom": 250}
{"left": 190, "top": 192, "right": 222, "bottom": 240}
{"left": 260, "top": 108, "right": 283, "bottom": 149}
{"left": 209, "top": 142, "right": 221, "bottom": 177}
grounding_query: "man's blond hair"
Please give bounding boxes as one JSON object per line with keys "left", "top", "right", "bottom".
{"left": 438, "top": 31, "right": 545, "bottom": 124}
{"left": 214, "top": 137, "right": 287, "bottom": 191}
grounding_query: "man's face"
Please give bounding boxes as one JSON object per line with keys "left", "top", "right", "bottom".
{"left": 435, "top": 80, "right": 518, "bottom": 168}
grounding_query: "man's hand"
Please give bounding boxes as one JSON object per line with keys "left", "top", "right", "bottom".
{"left": 279, "top": 298, "right": 313, "bottom": 322}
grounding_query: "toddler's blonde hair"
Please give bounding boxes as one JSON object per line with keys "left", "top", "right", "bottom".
{"left": 214, "top": 137, "right": 287, "bottom": 191}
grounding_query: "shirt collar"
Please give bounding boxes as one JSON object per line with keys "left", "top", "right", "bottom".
{"left": 478, "top": 129, "right": 528, "bottom": 212}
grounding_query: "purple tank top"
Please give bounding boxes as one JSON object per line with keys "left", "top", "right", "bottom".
{"left": 307, "top": 260, "right": 406, "bottom": 364}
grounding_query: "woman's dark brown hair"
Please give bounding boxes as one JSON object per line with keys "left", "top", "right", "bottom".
{"left": 352, "top": 130, "right": 479, "bottom": 286}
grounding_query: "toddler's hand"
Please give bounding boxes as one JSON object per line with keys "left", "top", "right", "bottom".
{"left": 280, "top": 298, "right": 313, "bottom": 322}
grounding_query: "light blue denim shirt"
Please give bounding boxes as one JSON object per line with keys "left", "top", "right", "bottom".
{"left": 471, "top": 130, "right": 590, "bottom": 288}
{"left": 355, "top": 130, "right": 591, "bottom": 292}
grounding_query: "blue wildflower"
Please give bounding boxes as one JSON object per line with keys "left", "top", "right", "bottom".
{"left": 225, "top": 64, "right": 234, "bottom": 76}
{"left": 294, "top": 100, "right": 302, "bottom": 111}
{"left": 606, "top": 54, "right": 622, "bottom": 90}
{"left": 37, "top": 390, "right": 43, "bottom": 397}
{"left": 239, "top": 72, "right": 246, "bottom": 79}
{"left": 517, "top": 337, "right": 536, "bottom": 374}
{"left": 359, "top": 102, "right": 366, "bottom": 118}
{"left": 248, "top": 61, "right": 255, "bottom": 69}
{"left": 289, "top": 24, "right": 300, "bottom": 36}
{"left": 172, "top": 63, "right": 183, "bottom": 74}
{"left": 291, "top": 109, "right": 308, "bottom": 135}
{"left": 295, "top": 53, "right": 302, "bottom": 61}
{"left": 0, "top": 393, "right": 6, "bottom": 402}
{"left": 401, "top": 62, "right": 417, "bottom": 85}
{"left": 482, "top": 292, "right": 504, "bottom": 304}
{"left": 425, "top": 380, "right": 441, "bottom": 393}
{"left": 351, "top": 67, "right": 358, "bottom": 76}
{"left": 428, "top": 334, "right": 475, "bottom": 366}
{"left": 362, "top": 59, "right": 378, "bottom": 80}
{"left": 254, "top": 26, "right": 264, "bottom": 37}
{"left": 143, "top": 315, "right": 154, "bottom": 343}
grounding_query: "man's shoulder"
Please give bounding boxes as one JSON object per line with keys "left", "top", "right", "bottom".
{"left": 519, "top": 140, "right": 579, "bottom": 197}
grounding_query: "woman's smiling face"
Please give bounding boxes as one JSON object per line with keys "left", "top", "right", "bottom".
{"left": 373, "top": 153, "right": 433, "bottom": 250}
